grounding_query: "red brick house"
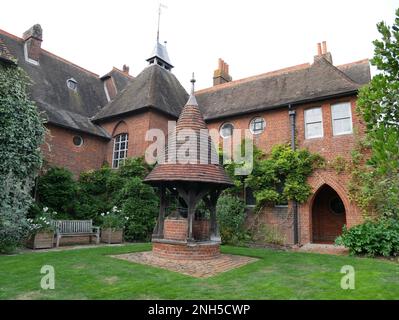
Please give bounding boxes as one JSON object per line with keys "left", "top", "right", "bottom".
{"left": 0, "top": 25, "right": 371, "bottom": 245}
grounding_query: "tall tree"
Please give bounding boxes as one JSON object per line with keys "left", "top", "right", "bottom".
{"left": 0, "top": 58, "right": 45, "bottom": 252}
{"left": 355, "top": 8, "right": 399, "bottom": 217}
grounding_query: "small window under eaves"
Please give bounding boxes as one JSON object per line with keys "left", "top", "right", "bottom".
{"left": 67, "top": 78, "right": 78, "bottom": 91}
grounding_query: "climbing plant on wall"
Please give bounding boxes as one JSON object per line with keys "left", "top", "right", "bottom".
{"left": 223, "top": 142, "right": 324, "bottom": 209}
{"left": 0, "top": 59, "right": 45, "bottom": 253}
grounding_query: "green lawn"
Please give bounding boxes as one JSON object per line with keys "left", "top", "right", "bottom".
{"left": 0, "top": 244, "right": 398, "bottom": 300}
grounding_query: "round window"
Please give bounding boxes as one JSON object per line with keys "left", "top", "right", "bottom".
{"left": 250, "top": 117, "right": 266, "bottom": 134}
{"left": 330, "top": 197, "right": 345, "bottom": 215}
{"left": 220, "top": 123, "right": 234, "bottom": 138}
{"left": 73, "top": 135, "right": 83, "bottom": 147}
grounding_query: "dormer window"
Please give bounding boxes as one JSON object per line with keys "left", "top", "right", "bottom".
{"left": 67, "top": 78, "right": 78, "bottom": 91}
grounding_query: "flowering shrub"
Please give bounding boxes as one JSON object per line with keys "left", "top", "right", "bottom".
{"left": 100, "top": 206, "right": 128, "bottom": 230}
{"left": 27, "top": 207, "right": 56, "bottom": 234}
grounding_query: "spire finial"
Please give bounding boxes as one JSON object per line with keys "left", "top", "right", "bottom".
{"left": 190, "top": 72, "right": 196, "bottom": 95}
{"left": 157, "top": 2, "right": 167, "bottom": 43}
{"left": 186, "top": 72, "right": 198, "bottom": 106}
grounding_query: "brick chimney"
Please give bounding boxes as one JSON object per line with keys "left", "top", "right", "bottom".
{"left": 314, "top": 41, "right": 333, "bottom": 64}
{"left": 23, "top": 24, "right": 42, "bottom": 64}
{"left": 122, "top": 64, "right": 130, "bottom": 75}
{"left": 213, "top": 58, "right": 232, "bottom": 86}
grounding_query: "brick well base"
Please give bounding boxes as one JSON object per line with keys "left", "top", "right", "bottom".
{"left": 152, "top": 240, "right": 220, "bottom": 260}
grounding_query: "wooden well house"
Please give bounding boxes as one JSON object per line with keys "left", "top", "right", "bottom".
{"left": 144, "top": 77, "right": 233, "bottom": 259}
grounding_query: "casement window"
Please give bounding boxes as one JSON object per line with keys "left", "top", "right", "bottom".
{"left": 304, "top": 107, "right": 323, "bottom": 139}
{"left": 112, "top": 133, "right": 128, "bottom": 168}
{"left": 220, "top": 123, "right": 234, "bottom": 138}
{"left": 249, "top": 117, "right": 266, "bottom": 135}
{"left": 331, "top": 102, "right": 353, "bottom": 136}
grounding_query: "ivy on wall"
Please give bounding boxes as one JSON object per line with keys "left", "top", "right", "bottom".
{"left": 0, "top": 60, "right": 45, "bottom": 252}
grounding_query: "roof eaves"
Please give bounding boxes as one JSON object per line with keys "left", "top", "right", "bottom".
{"left": 204, "top": 89, "right": 360, "bottom": 122}
{"left": 47, "top": 119, "right": 111, "bottom": 140}
{"left": 92, "top": 105, "right": 179, "bottom": 123}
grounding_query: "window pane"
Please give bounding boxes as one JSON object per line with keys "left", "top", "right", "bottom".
{"left": 221, "top": 123, "right": 233, "bottom": 137}
{"left": 250, "top": 117, "right": 265, "bottom": 134}
{"left": 332, "top": 103, "right": 351, "bottom": 119}
{"left": 113, "top": 160, "right": 118, "bottom": 168}
{"left": 305, "top": 108, "right": 322, "bottom": 123}
{"left": 306, "top": 122, "right": 323, "bottom": 138}
{"left": 333, "top": 118, "right": 352, "bottom": 135}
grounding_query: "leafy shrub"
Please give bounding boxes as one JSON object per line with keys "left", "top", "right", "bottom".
{"left": 37, "top": 167, "right": 77, "bottom": 217}
{"left": 117, "top": 177, "right": 159, "bottom": 241}
{"left": 75, "top": 166, "right": 121, "bottom": 223}
{"left": 216, "top": 194, "right": 247, "bottom": 244}
{"left": 34, "top": 158, "right": 157, "bottom": 241}
{"left": 335, "top": 218, "right": 399, "bottom": 257}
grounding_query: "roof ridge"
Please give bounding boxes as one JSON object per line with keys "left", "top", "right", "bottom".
{"left": 195, "top": 63, "right": 311, "bottom": 95}
{"left": 316, "top": 56, "right": 360, "bottom": 86}
{"left": 111, "top": 66, "right": 135, "bottom": 79}
{"left": 337, "top": 58, "right": 370, "bottom": 69}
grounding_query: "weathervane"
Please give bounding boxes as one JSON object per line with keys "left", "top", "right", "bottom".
{"left": 157, "top": 2, "right": 168, "bottom": 43}
{"left": 190, "top": 72, "right": 196, "bottom": 94}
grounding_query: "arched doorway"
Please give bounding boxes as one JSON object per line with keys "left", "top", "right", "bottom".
{"left": 312, "top": 184, "right": 346, "bottom": 243}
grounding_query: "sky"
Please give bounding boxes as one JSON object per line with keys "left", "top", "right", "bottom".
{"left": 2, "top": 0, "right": 399, "bottom": 91}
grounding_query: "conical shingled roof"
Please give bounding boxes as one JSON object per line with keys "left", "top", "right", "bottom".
{"left": 144, "top": 81, "right": 233, "bottom": 187}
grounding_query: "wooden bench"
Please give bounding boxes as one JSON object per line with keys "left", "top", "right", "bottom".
{"left": 52, "top": 220, "right": 100, "bottom": 247}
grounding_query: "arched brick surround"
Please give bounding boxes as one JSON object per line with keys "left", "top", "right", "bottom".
{"left": 111, "top": 120, "right": 128, "bottom": 137}
{"left": 311, "top": 184, "right": 346, "bottom": 243}
{"left": 299, "top": 170, "right": 363, "bottom": 244}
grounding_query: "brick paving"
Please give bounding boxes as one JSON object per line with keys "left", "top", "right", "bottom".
{"left": 294, "top": 243, "right": 349, "bottom": 255}
{"left": 111, "top": 251, "right": 258, "bottom": 278}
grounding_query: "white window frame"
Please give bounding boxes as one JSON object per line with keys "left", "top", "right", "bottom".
{"left": 249, "top": 117, "right": 266, "bottom": 135}
{"left": 112, "top": 133, "right": 128, "bottom": 169}
{"left": 331, "top": 102, "right": 353, "bottom": 136}
{"left": 220, "top": 123, "right": 234, "bottom": 139}
{"left": 304, "top": 107, "right": 324, "bottom": 139}
{"left": 23, "top": 42, "right": 39, "bottom": 66}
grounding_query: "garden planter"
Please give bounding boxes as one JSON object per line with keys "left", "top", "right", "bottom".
{"left": 26, "top": 231, "right": 54, "bottom": 249}
{"left": 101, "top": 228, "right": 124, "bottom": 244}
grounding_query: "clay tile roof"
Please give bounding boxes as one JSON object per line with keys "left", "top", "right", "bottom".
{"left": 93, "top": 64, "right": 188, "bottom": 121}
{"left": 144, "top": 92, "right": 233, "bottom": 187}
{"left": 196, "top": 57, "right": 370, "bottom": 121}
{"left": 0, "top": 29, "right": 131, "bottom": 138}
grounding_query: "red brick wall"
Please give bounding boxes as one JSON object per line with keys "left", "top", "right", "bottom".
{"left": 164, "top": 219, "right": 188, "bottom": 241}
{"left": 152, "top": 241, "right": 220, "bottom": 260}
{"left": 42, "top": 124, "right": 108, "bottom": 177}
{"left": 207, "top": 95, "right": 366, "bottom": 244}
{"left": 98, "top": 110, "right": 175, "bottom": 167}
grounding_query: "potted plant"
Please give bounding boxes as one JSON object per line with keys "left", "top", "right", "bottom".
{"left": 100, "top": 206, "right": 127, "bottom": 244}
{"left": 26, "top": 207, "right": 56, "bottom": 249}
